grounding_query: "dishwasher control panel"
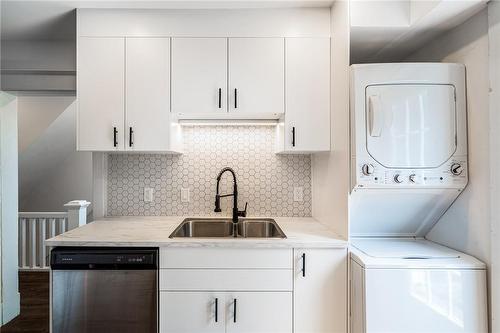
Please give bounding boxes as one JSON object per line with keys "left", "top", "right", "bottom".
{"left": 51, "top": 247, "right": 158, "bottom": 269}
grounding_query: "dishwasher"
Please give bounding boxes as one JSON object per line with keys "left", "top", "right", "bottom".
{"left": 50, "top": 247, "right": 158, "bottom": 333}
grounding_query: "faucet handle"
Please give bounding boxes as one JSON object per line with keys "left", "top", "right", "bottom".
{"left": 238, "top": 202, "right": 248, "bottom": 217}
{"left": 214, "top": 195, "right": 222, "bottom": 213}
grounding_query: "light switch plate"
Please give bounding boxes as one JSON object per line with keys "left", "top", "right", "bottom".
{"left": 144, "top": 187, "right": 154, "bottom": 202}
{"left": 181, "top": 188, "right": 190, "bottom": 203}
{"left": 293, "top": 187, "right": 303, "bottom": 202}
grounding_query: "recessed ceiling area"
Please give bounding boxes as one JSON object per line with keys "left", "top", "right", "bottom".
{"left": 0, "top": 0, "right": 334, "bottom": 41}
{"left": 350, "top": 0, "right": 488, "bottom": 63}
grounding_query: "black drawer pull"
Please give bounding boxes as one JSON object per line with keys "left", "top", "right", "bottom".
{"left": 215, "top": 298, "right": 218, "bottom": 323}
{"left": 302, "top": 253, "right": 306, "bottom": 277}
{"left": 233, "top": 298, "right": 237, "bottom": 323}
{"left": 234, "top": 88, "right": 238, "bottom": 109}
{"left": 129, "top": 127, "right": 134, "bottom": 147}
{"left": 113, "top": 127, "right": 118, "bottom": 147}
{"left": 218, "top": 88, "right": 222, "bottom": 109}
{"left": 292, "top": 127, "right": 296, "bottom": 147}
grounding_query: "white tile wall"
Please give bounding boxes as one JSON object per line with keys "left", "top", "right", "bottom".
{"left": 107, "top": 126, "right": 312, "bottom": 217}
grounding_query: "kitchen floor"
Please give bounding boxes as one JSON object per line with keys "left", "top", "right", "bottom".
{"left": 1, "top": 271, "right": 49, "bottom": 333}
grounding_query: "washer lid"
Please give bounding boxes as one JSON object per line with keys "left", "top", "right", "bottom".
{"left": 350, "top": 238, "right": 486, "bottom": 269}
{"left": 353, "top": 238, "right": 459, "bottom": 259}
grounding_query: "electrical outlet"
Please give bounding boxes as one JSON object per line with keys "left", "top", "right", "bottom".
{"left": 181, "top": 188, "right": 190, "bottom": 203}
{"left": 293, "top": 187, "right": 303, "bottom": 202}
{"left": 144, "top": 188, "right": 154, "bottom": 202}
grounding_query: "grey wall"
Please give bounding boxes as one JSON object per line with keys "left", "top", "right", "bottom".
{"left": 18, "top": 96, "right": 92, "bottom": 212}
{"left": 407, "top": 8, "right": 491, "bottom": 269}
{"left": 107, "top": 126, "right": 312, "bottom": 217}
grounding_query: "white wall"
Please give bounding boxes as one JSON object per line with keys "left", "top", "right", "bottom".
{"left": 312, "top": 1, "right": 350, "bottom": 239}
{"left": 488, "top": 2, "right": 500, "bottom": 331}
{"left": 406, "top": 8, "right": 490, "bottom": 267}
{"left": 18, "top": 96, "right": 73, "bottom": 151}
{"left": 0, "top": 92, "right": 20, "bottom": 325}
{"left": 17, "top": 96, "right": 92, "bottom": 213}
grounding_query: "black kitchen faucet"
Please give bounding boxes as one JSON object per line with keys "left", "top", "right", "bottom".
{"left": 214, "top": 167, "right": 247, "bottom": 223}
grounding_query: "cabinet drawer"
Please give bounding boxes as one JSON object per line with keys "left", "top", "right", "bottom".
{"left": 160, "top": 269, "right": 293, "bottom": 291}
{"left": 160, "top": 248, "right": 292, "bottom": 269}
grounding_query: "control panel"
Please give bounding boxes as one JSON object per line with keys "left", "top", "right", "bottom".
{"left": 51, "top": 248, "right": 158, "bottom": 269}
{"left": 355, "top": 157, "right": 467, "bottom": 188}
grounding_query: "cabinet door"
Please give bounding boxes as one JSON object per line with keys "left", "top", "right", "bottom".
{"left": 171, "top": 38, "right": 227, "bottom": 115}
{"left": 228, "top": 38, "right": 284, "bottom": 115}
{"left": 160, "top": 292, "right": 224, "bottom": 333}
{"left": 77, "top": 37, "right": 124, "bottom": 151}
{"left": 294, "top": 248, "right": 347, "bottom": 333}
{"left": 125, "top": 38, "right": 171, "bottom": 151}
{"left": 226, "top": 292, "right": 292, "bottom": 333}
{"left": 283, "top": 38, "right": 330, "bottom": 152}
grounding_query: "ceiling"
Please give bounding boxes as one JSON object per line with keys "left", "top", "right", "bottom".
{"left": 350, "top": 0, "right": 488, "bottom": 63}
{"left": 0, "top": 0, "right": 334, "bottom": 41}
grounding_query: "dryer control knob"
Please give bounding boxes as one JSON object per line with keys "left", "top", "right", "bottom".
{"left": 409, "top": 174, "right": 418, "bottom": 183}
{"left": 450, "top": 163, "right": 463, "bottom": 176}
{"left": 361, "top": 164, "right": 375, "bottom": 175}
{"left": 394, "top": 174, "right": 403, "bottom": 183}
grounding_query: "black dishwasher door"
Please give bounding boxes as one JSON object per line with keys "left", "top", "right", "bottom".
{"left": 51, "top": 247, "right": 158, "bottom": 333}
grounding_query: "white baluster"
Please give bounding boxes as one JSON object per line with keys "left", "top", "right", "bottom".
{"left": 49, "top": 218, "right": 56, "bottom": 268}
{"left": 50, "top": 218, "right": 56, "bottom": 237}
{"left": 30, "top": 218, "right": 37, "bottom": 268}
{"left": 39, "top": 218, "right": 47, "bottom": 269}
{"left": 20, "top": 218, "right": 27, "bottom": 268}
{"left": 60, "top": 217, "right": 67, "bottom": 233}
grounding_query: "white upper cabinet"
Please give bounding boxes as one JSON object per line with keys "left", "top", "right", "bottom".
{"left": 171, "top": 38, "right": 228, "bottom": 115}
{"left": 78, "top": 37, "right": 181, "bottom": 152}
{"left": 228, "top": 38, "right": 284, "bottom": 116}
{"left": 78, "top": 37, "right": 125, "bottom": 151}
{"left": 276, "top": 38, "right": 331, "bottom": 153}
{"left": 125, "top": 38, "right": 171, "bottom": 151}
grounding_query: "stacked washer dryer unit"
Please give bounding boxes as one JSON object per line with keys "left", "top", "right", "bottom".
{"left": 349, "top": 63, "right": 487, "bottom": 333}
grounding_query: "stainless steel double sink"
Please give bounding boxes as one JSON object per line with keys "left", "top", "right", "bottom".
{"left": 169, "top": 218, "right": 286, "bottom": 239}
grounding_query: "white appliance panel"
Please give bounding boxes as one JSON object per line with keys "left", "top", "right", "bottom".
{"left": 353, "top": 238, "right": 459, "bottom": 259}
{"left": 349, "top": 188, "right": 460, "bottom": 237}
{"left": 363, "top": 268, "right": 487, "bottom": 333}
{"left": 349, "top": 63, "right": 467, "bottom": 237}
{"left": 365, "top": 84, "right": 457, "bottom": 169}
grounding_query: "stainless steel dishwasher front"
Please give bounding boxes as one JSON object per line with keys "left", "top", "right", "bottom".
{"left": 50, "top": 247, "right": 158, "bottom": 333}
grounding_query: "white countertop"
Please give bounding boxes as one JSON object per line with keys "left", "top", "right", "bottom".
{"left": 45, "top": 216, "right": 347, "bottom": 248}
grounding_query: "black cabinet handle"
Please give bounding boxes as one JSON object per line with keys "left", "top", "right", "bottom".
{"left": 301, "top": 253, "right": 306, "bottom": 277}
{"left": 233, "top": 298, "right": 237, "bottom": 323}
{"left": 113, "top": 127, "right": 118, "bottom": 147}
{"left": 129, "top": 127, "right": 134, "bottom": 147}
{"left": 292, "top": 127, "right": 296, "bottom": 147}
{"left": 215, "top": 298, "right": 218, "bottom": 323}
{"left": 218, "top": 88, "right": 222, "bottom": 109}
{"left": 234, "top": 88, "right": 238, "bottom": 109}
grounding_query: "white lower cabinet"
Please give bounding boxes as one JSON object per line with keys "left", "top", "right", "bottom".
{"left": 160, "top": 292, "right": 291, "bottom": 333}
{"left": 226, "top": 292, "right": 292, "bottom": 333}
{"left": 160, "top": 292, "right": 224, "bottom": 333}
{"left": 159, "top": 247, "right": 347, "bottom": 333}
{"left": 294, "top": 248, "right": 348, "bottom": 333}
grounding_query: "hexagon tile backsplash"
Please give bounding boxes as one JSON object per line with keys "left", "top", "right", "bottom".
{"left": 107, "top": 126, "right": 312, "bottom": 217}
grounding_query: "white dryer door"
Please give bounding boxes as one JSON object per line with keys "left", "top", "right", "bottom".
{"left": 366, "top": 84, "right": 457, "bottom": 168}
